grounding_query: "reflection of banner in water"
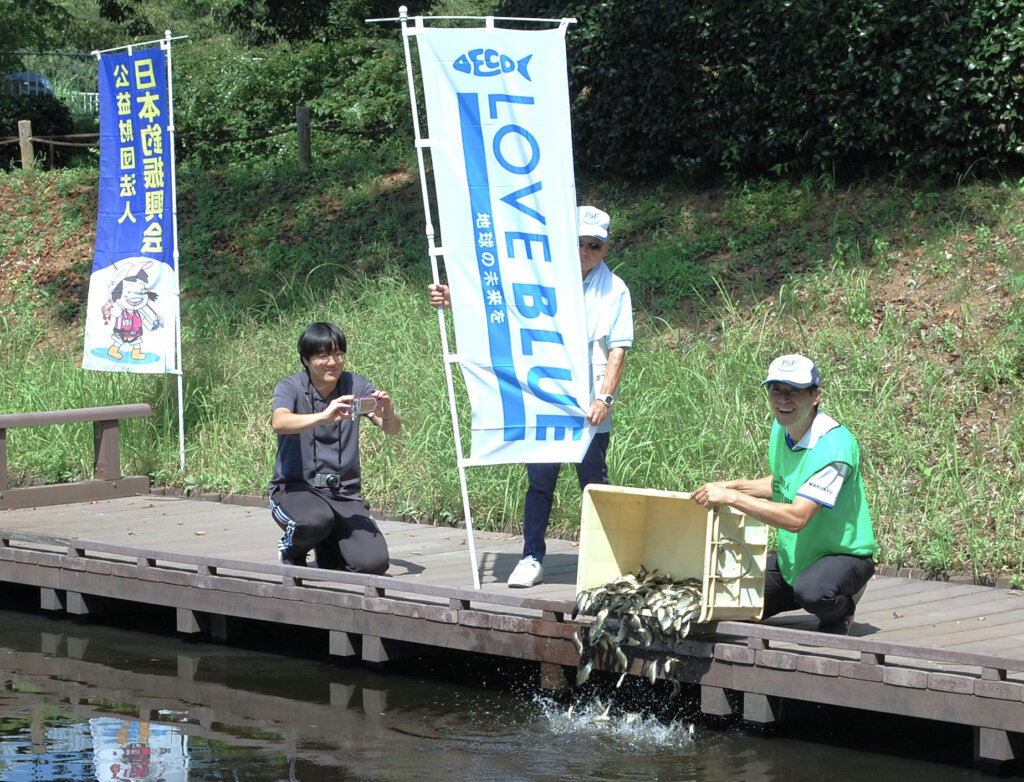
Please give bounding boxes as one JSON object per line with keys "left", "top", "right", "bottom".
{"left": 90, "top": 718, "right": 187, "bottom": 782}
{"left": 416, "top": 25, "right": 590, "bottom": 466}
{"left": 83, "top": 45, "right": 179, "bottom": 374}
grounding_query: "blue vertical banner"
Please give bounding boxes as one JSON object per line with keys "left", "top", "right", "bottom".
{"left": 83, "top": 45, "right": 179, "bottom": 374}
{"left": 416, "top": 25, "right": 592, "bottom": 466}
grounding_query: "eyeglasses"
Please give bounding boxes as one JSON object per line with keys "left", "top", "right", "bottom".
{"left": 579, "top": 240, "right": 604, "bottom": 251}
{"left": 311, "top": 351, "right": 345, "bottom": 365}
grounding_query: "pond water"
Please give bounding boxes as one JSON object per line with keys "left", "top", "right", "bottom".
{"left": 0, "top": 606, "right": 1009, "bottom": 781}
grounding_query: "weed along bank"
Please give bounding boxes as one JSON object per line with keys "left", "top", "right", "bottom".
{"left": 1, "top": 489, "right": 1023, "bottom": 773}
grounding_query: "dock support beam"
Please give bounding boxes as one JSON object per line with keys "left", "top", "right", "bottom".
{"left": 66, "top": 591, "right": 89, "bottom": 615}
{"left": 174, "top": 608, "right": 228, "bottom": 642}
{"left": 41, "top": 588, "right": 63, "bottom": 612}
{"left": 176, "top": 608, "right": 201, "bottom": 635}
{"left": 974, "top": 727, "right": 1022, "bottom": 773}
{"left": 362, "top": 635, "right": 407, "bottom": 666}
{"left": 363, "top": 635, "right": 388, "bottom": 663}
{"left": 330, "top": 630, "right": 357, "bottom": 658}
{"left": 701, "top": 685, "right": 734, "bottom": 717}
{"left": 65, "top": 591, "right": 109, "bottom": 618}
{"left": 539, "top": 662, "right": 568, "bottom": 691}
{"left": 743, "top": 692, "right": 783, "bottom": 734}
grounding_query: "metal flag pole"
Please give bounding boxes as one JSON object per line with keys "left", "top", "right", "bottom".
{"left": 162, "top": 30, "right": 186, "bottom": 470}
{"left": 91, "top": 33, "right": 188, "bottom": 56}
{"left": 396, "top": 6, "right": 481, "bottom": 589}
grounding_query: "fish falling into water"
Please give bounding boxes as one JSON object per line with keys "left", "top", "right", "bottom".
{"left": 572, "top": 566, "right": 702, "bottom": 690}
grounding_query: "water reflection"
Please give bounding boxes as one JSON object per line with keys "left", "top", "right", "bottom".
{"left": 0, "top": 608, "right": 1007, "bottom": 781}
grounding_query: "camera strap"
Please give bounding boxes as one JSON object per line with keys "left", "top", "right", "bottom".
{"left": 308, "top": 380, "right": 346, "bottom": 480}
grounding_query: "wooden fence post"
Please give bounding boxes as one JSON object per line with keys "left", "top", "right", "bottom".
{"left": 296, "top": 105, "right": 311, "bottom": 171}
{"left": 18, "top": 120, "right": 34, "bottom": 171}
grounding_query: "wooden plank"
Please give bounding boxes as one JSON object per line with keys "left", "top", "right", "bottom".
{"left": 860, "top": 588, "right": 1023, "bottom": 624}
{"left": 880, "top": 612, "right": 1024, "bottom": 647}
{"left": 9, "top": 493, "right": 1024, "bottom": 726}
{"left": 855, "top": 581, "right": 987, "bottom": 612}
{"left": 715, "top": 620, "right": 1024, "bottom": 673}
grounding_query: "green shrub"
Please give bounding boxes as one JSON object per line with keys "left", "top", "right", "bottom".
{"left": 174, "top": 32, "right": 411, "bottom": 166}
{"left": 0, "top": 94, "right": 73, "bottom": 169}
{"left": 497, "top": 0, "right": 1024, "bottom": 178}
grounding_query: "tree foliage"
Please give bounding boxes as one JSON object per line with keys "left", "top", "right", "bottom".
{"left": 209, "top": 0, "right": 411, "bottom": 44}
{"left": 0, "top": 0, "right": 70, "bottom": 75}
{"left": 96, "top": 0, "right": 155, "bottom": 37}
{"left": 497, "top": 0, "right": 1024, "bottom": 178}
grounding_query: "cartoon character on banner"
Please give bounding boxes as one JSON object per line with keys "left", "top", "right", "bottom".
{"left": 101, "top": 259, "right": 164, "bottom": 361}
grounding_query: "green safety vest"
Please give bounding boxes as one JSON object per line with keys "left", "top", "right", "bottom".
{"left": 768, "top": 417, "right": 876, "bottom": 584}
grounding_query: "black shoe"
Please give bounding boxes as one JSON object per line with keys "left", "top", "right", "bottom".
{"left": 313, "top": 540, "right": 345, "bottom": 570}
{"left": 817, "top": 604, "right": 855, "bottom": 635}
{"left": 279, "top": 549, "right": 307, "bottom": 567}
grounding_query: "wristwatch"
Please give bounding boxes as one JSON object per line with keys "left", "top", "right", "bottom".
{"left": 597, "top": 393, "right": 615, "bottom": 407}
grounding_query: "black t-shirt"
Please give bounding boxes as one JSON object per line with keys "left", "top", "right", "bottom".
{"left": 269, "top": 370, "right": 376, "bottom": 500}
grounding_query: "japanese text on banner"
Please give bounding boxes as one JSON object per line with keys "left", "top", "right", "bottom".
{"left": 83, "top": 46, "right": 179, "bottom": 374}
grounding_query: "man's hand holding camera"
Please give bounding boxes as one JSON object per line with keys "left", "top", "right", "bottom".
{"left": 318, "top": 391, "right": 399, "bottom": 432}
{"left": 362, "top": 390, "right": 400, "bottom": 434}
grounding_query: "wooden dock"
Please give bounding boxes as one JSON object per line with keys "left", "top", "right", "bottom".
{"left": 2, "top": 492, "right": 1024, "bottom": 772}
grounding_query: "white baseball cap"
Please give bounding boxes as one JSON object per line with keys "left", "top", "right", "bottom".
{"left": 578, "top": 205, "right": 610, "bottom": 241}
{"left": 762, "top": 354, "right": 821, "bottom": 388}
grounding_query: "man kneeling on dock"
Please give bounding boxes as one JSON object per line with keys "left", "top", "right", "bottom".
{"left": 268, "top": 321, "right": 398, "bottom": 573}
{"left": 691, "top": 354, "right": 876, "bottom": 635}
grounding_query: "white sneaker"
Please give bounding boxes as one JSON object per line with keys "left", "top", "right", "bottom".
{"left": 507, "top": 556, "right": 543, "bottom": 588}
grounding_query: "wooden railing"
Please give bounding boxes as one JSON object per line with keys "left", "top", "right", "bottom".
{"left": 0, "top": 404, "right": 153, "bottom": 509}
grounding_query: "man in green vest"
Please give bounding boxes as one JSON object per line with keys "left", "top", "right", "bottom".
{"left": 692, "top": 354, "right": 876, "bottom": 635}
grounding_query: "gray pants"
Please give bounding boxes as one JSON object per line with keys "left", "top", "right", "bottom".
{"left": 270, "top": 484, "right": 389, "bottom": 574}
{"left": 762, "top": 551, "right": 874, "bottom": 623}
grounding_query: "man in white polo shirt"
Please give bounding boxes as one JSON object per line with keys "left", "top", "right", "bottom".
{"left": 429, "top": 206, "right": 634, "bottom": 587}
{"left": 692, "top": 354, "right": 876, "bottom": 635}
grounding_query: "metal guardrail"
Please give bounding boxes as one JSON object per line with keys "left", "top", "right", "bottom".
{"left": 2, "top": 50, "right": 98, "bottom": 117}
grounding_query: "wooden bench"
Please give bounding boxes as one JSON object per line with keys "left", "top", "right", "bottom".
{"left": 0, "top": 404, "right": 153, "bottom": 509}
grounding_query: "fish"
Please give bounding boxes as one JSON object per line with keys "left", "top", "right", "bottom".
{"left": 647, "top": 658, "right": 659, "bottom": 685}
{"left": 572, "top": 627, "right": 584, "bottom": 656}
{"left": 576, "top": 657, "right": 594, "bottom": 686}
{"left": 572, "top": 567, "right": 707, "bottom": 690}
{"left": 614, "top": 645, "right": 629, "bottom": 670}
{"left": 453, "top": 49, "right": 533, "bottom": 81}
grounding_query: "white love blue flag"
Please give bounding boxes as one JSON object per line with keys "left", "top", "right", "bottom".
{"left": 416, "top": 26, "right": 592, "bottom": 465}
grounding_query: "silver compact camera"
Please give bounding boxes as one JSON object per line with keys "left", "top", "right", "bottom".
{"left": 314, "top": 472, "right": 341, "bottom": 489}
{"left": 351, "top": 396, "right": 378, "bottom": 416}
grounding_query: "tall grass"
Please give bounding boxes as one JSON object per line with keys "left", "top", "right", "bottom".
{"left": 1, "top": 165, "right": 1022, "bottom": 583}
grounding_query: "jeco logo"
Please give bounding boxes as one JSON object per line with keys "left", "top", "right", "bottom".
{"left": 453, "top": 49, "right": 533, "bottom": 81}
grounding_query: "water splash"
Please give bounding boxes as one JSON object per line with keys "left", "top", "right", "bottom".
{"left": 536, "top": 695, "right": 696, "bottom": 751}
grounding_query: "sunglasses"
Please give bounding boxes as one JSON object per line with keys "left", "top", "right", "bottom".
{"left": 579, "top": 240, "right": 603, "bottom": 251}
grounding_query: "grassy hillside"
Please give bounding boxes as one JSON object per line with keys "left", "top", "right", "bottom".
{"left": 1, "top": 149, "right": 1023, "bottom": 583}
